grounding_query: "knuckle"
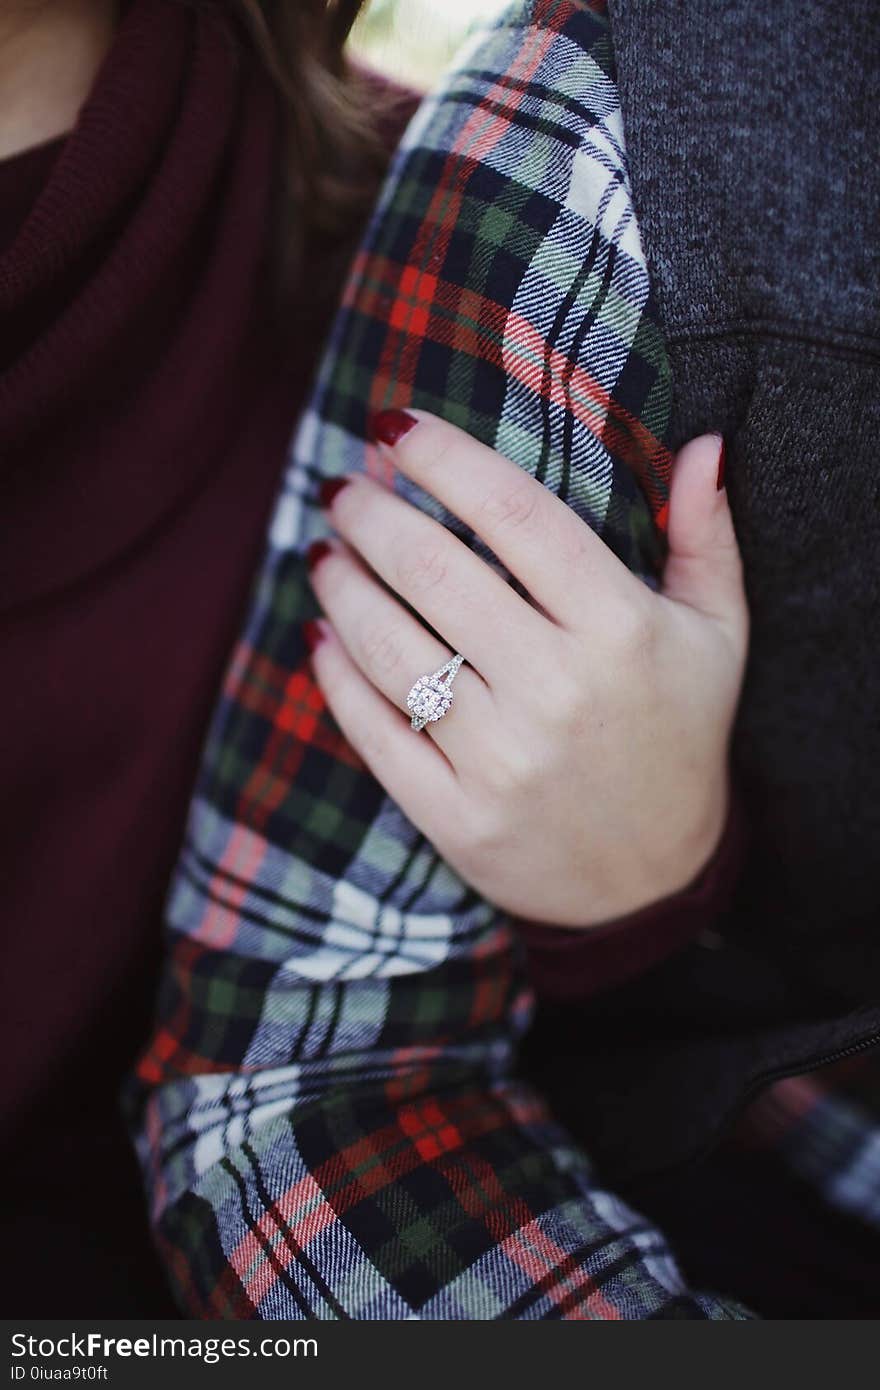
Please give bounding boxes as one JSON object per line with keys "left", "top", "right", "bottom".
{"left": 395, "top": 542, "right": 449, "bottom": 595}
{"left": 479, "top": 479, "right": 541, "bottom": 536}
{"left": 485, "top": 742, "right": 536, "bottom": 798}
{"left": 457, "top": 800, "right": 509, "bottom": 863}
{"left": 612, "top": 595, "right": 655, "bottom": 658}
{"left": 542, "top": 686, "right": 587, "bottom": 738}
{"left": 719, "top": 597, "right": 750, "bottom": 667}
{"left": 534, "top": 650, "right": 586, "bottom": 726}
{"left": 361, "top": 624, "right": 406, "bottom": 678}
{"left": 419, "top": 428, "right": 458, "bottom": 476}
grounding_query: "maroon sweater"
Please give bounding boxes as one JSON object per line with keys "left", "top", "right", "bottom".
{"left": 0, "top": 0, "right": 737, "bottom": 1314}
{"left": 0, "top": 0, "right": 326, "bottom": 1313}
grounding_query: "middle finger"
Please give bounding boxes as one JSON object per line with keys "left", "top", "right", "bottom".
{"left": 320, "top": 475, "right": 550, "bottom": 686}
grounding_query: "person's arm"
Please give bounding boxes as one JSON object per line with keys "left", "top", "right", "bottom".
{"left": 127, "top": 420, "right": 746, "bottom": 1319}
{"left": 305, "top": 417, "right": 746, "bottom": 935}
{"left": 128, "top": 818, "right": 747, "bottom": 1320}
{"left": 127, "top": 0, "right": 751, "bottom": 1318}
{"left": 519, "top": 788, "right": 748, "bottom": 1001}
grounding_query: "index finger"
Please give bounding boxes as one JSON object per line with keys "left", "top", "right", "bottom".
{"left": 369, "top": 408, "right": 643, "bottom": 626}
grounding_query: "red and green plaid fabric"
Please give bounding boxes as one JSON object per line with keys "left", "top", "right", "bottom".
{"left": 125, "top": 0, "right": 876, "bottom": 1318}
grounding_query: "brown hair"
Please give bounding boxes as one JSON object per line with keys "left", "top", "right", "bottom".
{"left": 229, "top": 1, "right": 391, "bottom": 288}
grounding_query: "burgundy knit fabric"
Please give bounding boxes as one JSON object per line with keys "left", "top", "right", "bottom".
{"left": 0, "top": 0, "right": 330, "bottom": 1313}
{"left": 0, "top": 0, "right": 302, "bottom": 1121}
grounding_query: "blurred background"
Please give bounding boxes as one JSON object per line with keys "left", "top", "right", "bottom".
{"left": 351, "top": 0, "right": 510, "bottom": 90}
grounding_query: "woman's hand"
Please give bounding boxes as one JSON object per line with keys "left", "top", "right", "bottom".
{"left": 305, "top": 409, "right": 748, "bottom": 928}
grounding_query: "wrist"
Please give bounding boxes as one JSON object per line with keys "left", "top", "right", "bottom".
{"left": 532, "top": 771, "right": 732, "bottom": 932}
{"left": 517, "top": 784, "right": 748, "bottom": 1000}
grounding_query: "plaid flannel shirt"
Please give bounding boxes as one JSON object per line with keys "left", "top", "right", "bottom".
{"left": 129, "top": 0, "right": 879, "bottom": 1318}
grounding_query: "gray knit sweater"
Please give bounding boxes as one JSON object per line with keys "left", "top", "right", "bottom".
{"left": 527, "top": 0, "right": 880, "bottom": 1178}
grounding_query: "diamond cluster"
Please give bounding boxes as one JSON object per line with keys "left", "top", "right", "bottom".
{"left": 406, "top": 654, "right": 464, "bottom": 732}
{"left": 406, "top": 675, "right": 454, "bottom": 727}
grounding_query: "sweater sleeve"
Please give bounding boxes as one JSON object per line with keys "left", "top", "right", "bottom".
{"left": 519, "top": 790, "right": 748, "bottom": 1002}
{"left": 127, "top": 842, "right": 748, "bottom": 1321}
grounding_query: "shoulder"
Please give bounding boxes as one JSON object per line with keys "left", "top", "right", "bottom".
{"left": 353, "top": 64, "right": 423, "bottom": 155}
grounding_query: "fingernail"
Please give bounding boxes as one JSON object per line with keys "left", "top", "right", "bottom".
{"left": 303, "top": 619, "right": 325, "bottom": 654}
{"left": 306, "top": 539, "right": 333, "bottom": 573}
{"left": 367, "top": 408, "right": 418, "bottom": 447}
{"left": 319, "top": 477, "right": 350, "bottom": 509}
{"left": 716, "top": 437, "right": 727, "bottom": 492}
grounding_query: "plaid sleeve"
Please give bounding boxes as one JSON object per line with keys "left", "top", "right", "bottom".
{"left": 127, "top": 0, "right": 748, "bottom": 1319}
{"left": 733, "top": 1054, "right": 880, "bottom": 1234}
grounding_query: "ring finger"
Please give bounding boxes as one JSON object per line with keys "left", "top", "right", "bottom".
{"left": 308, "top": 539, "right": 492, "bottom": 761}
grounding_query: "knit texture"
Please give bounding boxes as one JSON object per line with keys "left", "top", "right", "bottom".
{"left": 525, "top": 0, "right": 880, "bottom": 1183}
{"left": 0, "top": 0, "right": 326, "bottom": 1316}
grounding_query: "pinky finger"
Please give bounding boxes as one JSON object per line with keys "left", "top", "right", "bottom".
{"left": 307, "top": 619, "right": 461, "bottom": 831}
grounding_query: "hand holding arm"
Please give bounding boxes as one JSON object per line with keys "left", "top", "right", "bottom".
{"left": 308, "top": 411, "right": 748, "bottom": 928}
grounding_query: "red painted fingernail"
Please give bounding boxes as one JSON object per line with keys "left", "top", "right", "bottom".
{"left": 319, "top": 477, "right": 350, "bottom": 509}
{"left": 367, "top": 408, "right": 418, "bottom": 447}
{"left": 307, "top": 539, "right": 333, "bottom": 573}
{"left": 716, "top": 437, "right": 727, "bottom": 492}
{"left": 303, "top": 619, "right": 325, "bottom": 654}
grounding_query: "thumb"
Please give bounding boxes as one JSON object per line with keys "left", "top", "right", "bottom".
{"left": 662, "top": 434, "right": 747, "bottom": 632}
